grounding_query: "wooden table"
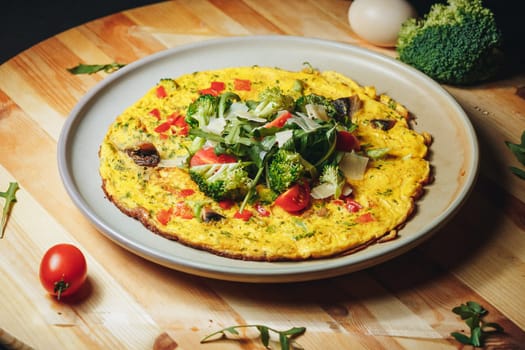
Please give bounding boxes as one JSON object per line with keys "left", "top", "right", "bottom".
{"left": 1, "top": 1, "right": 524, "bottom": 349}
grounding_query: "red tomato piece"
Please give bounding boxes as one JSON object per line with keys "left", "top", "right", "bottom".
{"left": 336, "top": 130, "right": 360, "bottom": 152}
{"left": 199, "top": 88, "right": 219, "bottom": 96}
{"left": 199, "top": 81, "right": 226, "bottom": 96}
{"left": 156, "top": 85, "right": 167, "bottom": 98}
{"left": 274, "top": 183, "right": 311, "bottom": 213}
{"left": 179, "top": 189, "right": 195, "bottom": 197}
{"left": 219, "top": 199, "right": 235, "bottom": 210}
{"left": 156, "top": 208, "right": 173, "bottom": 225}
{"left": 154, "top": 121, "right": 172, "bottom": 133}
{"left": 210, "top": 81, "right": 226, "bottom": 92}
{"left": 234, "top": 78, "right": 251, "bottom": 91}
{"left": 173, "top": 115, "right": 190, "bottom": 136}
{"left": 254, "top": 203, "right": 271, "bottom": 217}
{"left": 190, "top": 147, "right": 237, "bottom": 166}
{"left": 264, "top": 111, "right": 292, "bottom": 128}
{"left": 149, "top": 108, "right": 161, "bottom": 120}
{"left": 356, "top": 212, "right": 375, "bottom": 223}
{"left": 344, "top": 198, "right": 362, "bottom": 213}
{"left": 234, "top": 209, "right": 253, "bottom": 221}
{"left": 39, "top": 244, "right": 88, "bottom": 300}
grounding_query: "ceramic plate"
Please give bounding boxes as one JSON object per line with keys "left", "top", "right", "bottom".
{"left": 57, "top": 36, "right": 478, "bottom": 282}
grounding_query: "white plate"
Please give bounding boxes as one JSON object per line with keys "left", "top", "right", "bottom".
{"left": 57, "top": 36, "right": 478, "bottom": 282}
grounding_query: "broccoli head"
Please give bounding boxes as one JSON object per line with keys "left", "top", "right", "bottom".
{"left": 251, "top": 87, "right": 295, "bottom": 118}
{"left": 185, "top": 94, "right": 219, "bottom": 128}
{"left": 396, "top": 0, "right": 503, "bottom": 85}
{"left": 295, "top": 94, "right": 337, "bottom": 118}
{"left": 189, "top": 162, "right": 253, "bottom": 201}
{"left": 267, "top": 149, "right": 306, "bottom": 194}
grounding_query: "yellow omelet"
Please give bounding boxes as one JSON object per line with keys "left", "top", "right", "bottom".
{"left": 99, "top": 66, "right": 432, "bottom": 261}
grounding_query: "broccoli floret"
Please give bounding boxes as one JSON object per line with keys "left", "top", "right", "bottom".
{"left": 189, "top": 162, "right": 253, "bottom": 201}
{"left": 267, "top": 149, "right": 306, "bottom": 194}
{"left": 396, "top": 0, "right": 503, "bottom": 85}
{"left": 185, "top": 94, "right": 219, "bottom": 128}
{"left": 251, "top": 87, "right": 295, "bottom": 118}
{"left": 311, "top": 164, "right": 346, "bottom": 200}
{"left": 295, "top": 94, "right": 337, "bottom": 118}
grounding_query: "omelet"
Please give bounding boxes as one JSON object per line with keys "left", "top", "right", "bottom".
{"left": 99, "top": 65, "right": 432, "bottom": 261}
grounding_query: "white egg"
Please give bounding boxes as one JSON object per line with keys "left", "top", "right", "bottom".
{"left": 348, "top": 0, "right": 417, "bottom": 47}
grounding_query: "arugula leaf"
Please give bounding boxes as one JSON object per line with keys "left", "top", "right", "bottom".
{"left": 505, "top": 130, "right": 525, "bottom": 179}
{"left": 67, "top": 62, "right": 126, "bottom": 75}
{"left": 201, "top": 324, "right": 306, "bottom": 350}
{"left": 0, "top": 182, "right": 19, "bottom": 238}
{"left": 451, "top": 301, "right": 504, "bottom": 347}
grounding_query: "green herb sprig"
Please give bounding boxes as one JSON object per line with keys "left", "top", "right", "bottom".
{"left": 67, "top": 62, "right": 126, "bottom": 75}
{"left": 505, "top": 130, "right": 525, "bottom": 179}
{"left": 201, "top": 324, "right": 306, "bottom": 350}
{"left": 451, "top": 301, "right": 504, "bottom": 347}
{"left": 0, "top": 182, "right": 19, "bottom": 238}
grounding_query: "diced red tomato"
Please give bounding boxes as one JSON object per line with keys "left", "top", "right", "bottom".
{"left": 234, "top": 78, "right": 251, "bottom": 91}
{"left": 199, "top": 88, "right": 219, "bottom": 96}
{"left": 156, "top": 85, "right": 167, "bottom": 98}
{"left": 156, "top": 208, "right": 173, "bottom": 225}
{"left": 173, "top": 202, "right": 193, "bottom": 219}
{"left": 190, "top": 147, "right": 237, "bottom": 166}
{"left": 336, "top": 130, "right": 360, "bottom": 152}
{"left": 168, "top": 113, "right": 189, "bottom": 136}
{"left": 264, "top": 111, "right": 292, "bottom": 129}
{"left": 234, "top": 209, "right": 253, "bottom": 221}
{"left": 199, "top": 81, "right": 226, "bottom": 96}
{"left": 274, "top": 183, "right": 310, "bottom": 213}
{"left": 344, "top": 198, "right": 362, "bottom": 213}
{"left": 179, "top": 189, "right": 195, "bottom": 197}
{"left": 211, "top": 81, "right": 225, "bottom": 92}
{"left": 154, "top": 113, "right": 189, "bottom": 136}
{"left": 254, "top": 203, "right": 271, "bottom": 217}
{"left": 356, "top": 212, "right": 375, "bottom": 223}
{"left": 219, "top": 200, "right": 235, "bottom": 210}
{"left": 149, "top": 108, "right": 161, "bottom": 120}
{"left": 154, "top": 121, "right": 172, "bottom": 133}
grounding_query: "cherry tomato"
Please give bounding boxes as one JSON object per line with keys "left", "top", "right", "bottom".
{"left": 274, "top": 183, "right": 311, "bottom": 213}
{"left": 336, "top": 130, "right": 360, "bottom": 152}
{"left": 39, "top": 244, "right": 87, "bottom": 300}
{"left": 190, "top": 147, "right": 237, "bottom": 166}
{"left": 264, "top": 111, "right": 292, "bottom": 129}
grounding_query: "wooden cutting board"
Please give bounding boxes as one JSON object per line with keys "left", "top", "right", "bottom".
{"left": 1, "top": 1, "right": 524, "bottom": 348}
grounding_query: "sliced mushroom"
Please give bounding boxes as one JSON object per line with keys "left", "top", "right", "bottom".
{"left": 332, "top": 95, "right": 362, "bottom": 122}
{"left": 371, "top": 119, "right": 396, "bottom": 131}
{"left": 201, "top": 207, "right": 225, "bottom": 222}
{"left": 126, "top": 142, "right": 160, "bottom": 167}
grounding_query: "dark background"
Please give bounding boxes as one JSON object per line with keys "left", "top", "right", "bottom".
{"left": 0, "top": 0, "right": 161, "bottom": 64}
{"left": 1, "top": 0, "right": 523, "bottom": 67}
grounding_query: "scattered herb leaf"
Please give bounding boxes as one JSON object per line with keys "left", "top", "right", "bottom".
{"left": 0, "top": 182, "right": 19, "bottom": 238}
{"left": 201, "top": 324, "right": 306, "bottom": 350}
{"left": 67, "top": 62, "right": 126, "bottom": 75}
{"left": 505, "top": 130, "right": 525, "bottom": 179}
{"left": 451, "top": 301, "right": 504, "bottom": 347}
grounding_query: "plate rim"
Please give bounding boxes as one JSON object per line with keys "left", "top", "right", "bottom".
{"left": 57, "top": 35, "right": 479, "bottom": 282}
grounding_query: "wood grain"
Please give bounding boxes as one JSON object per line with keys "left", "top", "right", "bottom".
{"left": 1, "top": 1, "right": 524, "bottom": 349}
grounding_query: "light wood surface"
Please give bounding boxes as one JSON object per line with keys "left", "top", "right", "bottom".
{"left": 1, "top": 1, "right": 524, "bottom": 349}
